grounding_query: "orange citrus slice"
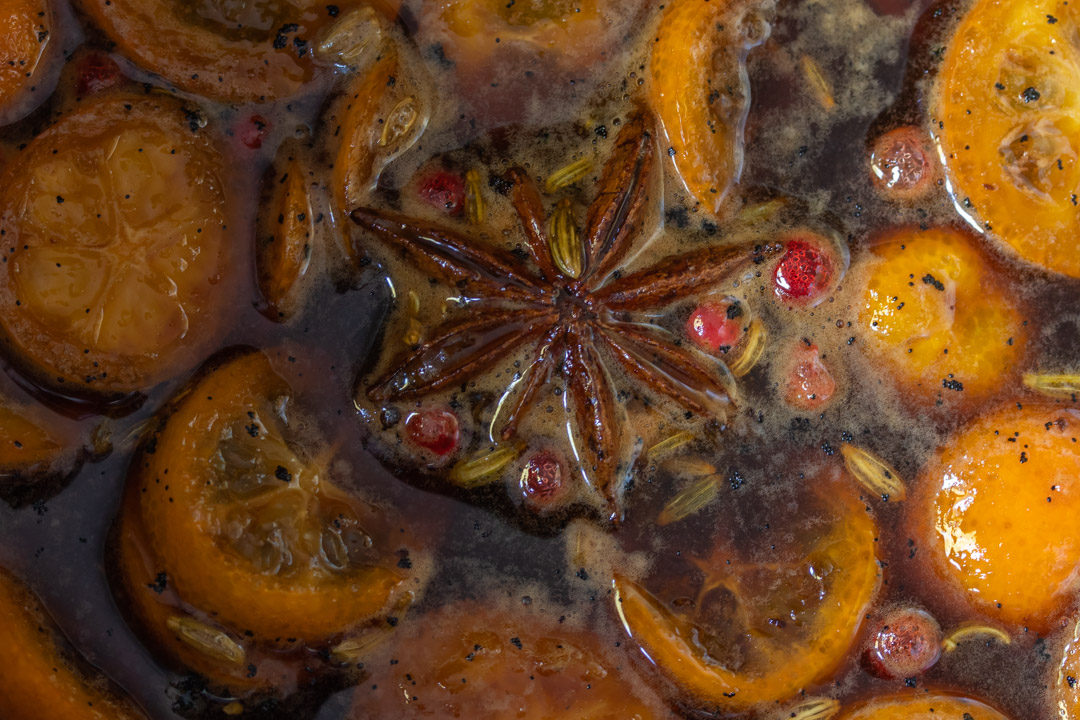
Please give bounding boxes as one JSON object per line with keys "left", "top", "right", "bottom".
{"left": 856, "top": 226, "right": 1027, "bottom": 405}
{"left": 934, "top": 0, "right": 1080, "bottom": 277}
{"left": 0, "top": 95, "right": 237, "bottom": 400}
{"left": 0, "top": 0, "right": 57, "bottom": 124}
{"left": 0, "top": 567, "right": 146, "bottom": 720}
{"left": 649, "top": 0, "right": 761, "bottom": 214}
{"left": 614, "top": 477, "right": 880, "bottom": 712}
{"left": 114, "top": 350, "right": 421, "bottom": 690}
{"left": 836, "top": 693, "right": 1013, "bottom": 720}
{"left": 910, "top": 402, "right": 1080, "bottom": 631}
{"left": 350, "top": 600, "right": 668, "bottom": 719}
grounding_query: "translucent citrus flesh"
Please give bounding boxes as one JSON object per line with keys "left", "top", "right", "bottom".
{"left": 0, "top": 402, "right": 62, "bottom": 475}
{"left": 437, "top": 0, "right": 603, "bottom": 56}
{"left": 935, "top": 0, "right": 1080, "bottom": 277}
{"left": 350, "top": 601, "right": 665, "bottom": 720}
{"left": 836, "top": 693, "right": 1012, "bottom": 719}
{"left": 75, "top": 0, "right": 375, "bottom": 102}
{"left": 126, "top": 351, "right": 407, "bottom": 645}
{"left": 0, "top": 95, "right": 234, "bottom": 396}
{"left": 857, "top": 226, "right": 1026, "bottom": 403}
{"left": 0, "top": 568, "right": 144, "bottom": 720}
{"left": 615, "top": 484, "right": 880, "bottom": 711}
{"left": 649, "top": 0, "right": 745, "bottom": 214}
{"left": 912, "top": 403, "right": 1080, "bottom": 631}
{"left": 0, "top": 0, "right": 51, "bottom": 118}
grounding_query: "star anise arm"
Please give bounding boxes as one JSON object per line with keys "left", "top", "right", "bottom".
{"left": 582, "top": 112, "right": 656, "bottom": 285}
{"left": 597, "top": 321, "right": 733, "bottom": 417}
{"left": 496, "top": 324, "right": 565, "bottom": 441}
{"left": 594, "top": 242, "right": 780, "bottom": 312}
{"left": 565, "top": 327, "right": 620, "bottom": 517}
{"left": 506, "top": 167, "right": 561, "bottom": 283}
{"left": 367, "top": 308, "right": 557, "bottom": 402}
{"left": 351, "top": 207, "right": 545, "bottom": 302}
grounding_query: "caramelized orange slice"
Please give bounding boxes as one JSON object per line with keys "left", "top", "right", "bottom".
{"left": 856, "top": 226, "right": 1026, "bottom": 405}
{"left": 0, "top": 0, "right": 56, "bottom": 125}
{"left": 0, "top": 95, "right": 236, "bottom": 399}
{"left": 934, "top": 0, "right": 1080, "bottom": 277}
{"left": 614, "top": 479, "right": 880, "bottom": 712}
{"left": 649, "top": 0, "right": 762, "bottom": 214}
{"left": 75, "top": 1, "right": 367, "bottom": 102}
{"left": 1056, "top": 617, "right": 1080, "bottom": 719}
{"left": 0, "top": 567, "right": 145, "bottom": 720}
{"left": 836, "top": 693, "right": 1012, "bottom": 720}
{"left": 257, "top": 142, "right": 314, "bottom": 321}
{"left": 0, "top": 397, "right": 84, "bottom": 501}
{"left": 911, "top": 403, "right": 1080, "bottom": 631}
{"left": 350, "top": 600, "right": 668, "bottom": 719}
{"left": 114, "top": 350, "right": 419, "bottom": 690}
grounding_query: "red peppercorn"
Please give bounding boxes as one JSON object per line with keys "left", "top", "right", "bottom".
{"left": 237, "top": 115, "right": 271, "bottom": 150}
{"left": 520, "top": 451, "right": 567, "bottom": 510}
{"left": 75, "top": 52, "right": 123, "bottom": 97}
{"left": 416, "top": 169, "right": 466, "bottom": 215}
{"left": 404, "top": 408, "right": 460, "bottom": 456}
{"left": 686, "top": 300, "right": 743, "bottom": 353}
{"left": 784, "top": 343, "right": 836, "bottom": 410}
{"left": 870, "top": 126, "right": 935, "bottom": 200}
{"left": 773, "top": 236, "right": 833, "bottom": 302}
{"left": 862, "top": 607, "right": 942, "bottom": 680}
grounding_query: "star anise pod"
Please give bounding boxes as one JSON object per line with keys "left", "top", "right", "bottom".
{"left": 351, "top": 112, "right": 775, "bottom": 520}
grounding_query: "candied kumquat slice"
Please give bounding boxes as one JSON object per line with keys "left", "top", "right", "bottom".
{"left": 649, "top": 0, "right": 762, "bottom": 214}
{"left": 75, "top": 0, "right": 375, "bottom": 102}
{"left": 934, "top": 0, "right": 1080, "bottom": 277}
{"left": 614, "top": 479, "right": 880, "bottom": 712}
{"left": 256, "top": 142, "right": 314, "bottom": 321}
{"left": 0, "top": 95, "right": 236, "bottom": 400}
{"left": 349, "top": 600, "right": 668, "bottom": 719}
{"left": 910, "top": 403, "right": 1080, "bottom": 631}
{"left": 121, "top": 350, "right": 415, "bottom": 654}
{"left": 836, "top": 693, "right": 1013, "bottom": 720}
{"left": 0, "top": 567, "right": 146, "bottom": 720}
{"left": 856, "top": 226, "right": 1026, "bottom": 405}
{"left": 0, "top": 0, "right": 56, "bottom": 125}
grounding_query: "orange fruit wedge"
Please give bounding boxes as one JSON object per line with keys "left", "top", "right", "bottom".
{"left": 614, "top": 478, "right": 880, "bottom": 712}
{"left": 836, "top": 693, "right": 1013, "bottom": 719}
{"left": 856, "top": 226, "right": 1027, "bottom": 405}
{"left": 934, "top": 0, "right": 1080, "bottom": 277}
{"left": 910, "top": 402, "right": 1080, "bottom": 632}
{"left": 0, "top": 95, "right": 237, "bottom": 400}
{"left": 0, "top": 0, "right": 56, "bottom": 124}
{"left": 0, "top": 567, "right": 146, "bottom": 720}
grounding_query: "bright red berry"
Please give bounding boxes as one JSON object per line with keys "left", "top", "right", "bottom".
{"left": 405, "top": 408, "right": 460, "bottom": 456}
{"left": 416, "top": 169, "right": 466, "bottom": 215}
{"left": 686, "top": 300, "right": 743, "bottom": 353}
{"left": 862, "top": 607, "right": 942, "bottom": 680}
{"left": 520, "top": 451, "right": 567, "bottom": 510}
{"left": 784, "top": 343, "right": 836, "bottom": 410}
{"left": 237, "top": 115, "right": 271, "bottom": 150}
{"left": 773, "top": 236, "right": 833, "bottom": 302}
{"left": 870, "top": 126, "right": 935, "bottom": 200}
{"left": 75, "top": 52, "right": 123, "bottom": 97}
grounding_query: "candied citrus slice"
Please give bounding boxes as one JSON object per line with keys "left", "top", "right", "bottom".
{"left": 0, "top": 0, "right": 56, "bottom": 125}
{"left": 119, "top": 350, "right": 413, "bottom": 661}
{"left": 1057, "top": 617, "right": 1080, "bottom": 719}
{"left": 0, "top": 397, "right": 84, "bottom": 501}
{"left": 649, "top": 0, "right": 762, "bottom": 214}
{"left": 0, "top": 567, "right": 146, "bottom": 720}
{"left": 911, "top": 403, "right": 1080, "bottom": 631}
{"left": 614, "top": 479, "right": 880, "bottom": 711}
{"left": 855, "top": 226, "right": 1026, "bottom": 404}
{"left": 75, "top": 0, "right": 369, "bottom": 102}
{"left": 934, "top": 0, "right": 1080, "bottom": 277}
{"left": 0, "top": 95, "right": 236, "bottom": 399}
{"left": 350, "top": 600, "right": 668, "bottom": 719}
{"left": 257, "top": 142, "right": 313, "bottom": 321}
{"left": 836, "top": 693, "right": 1012, "bottom": 720}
